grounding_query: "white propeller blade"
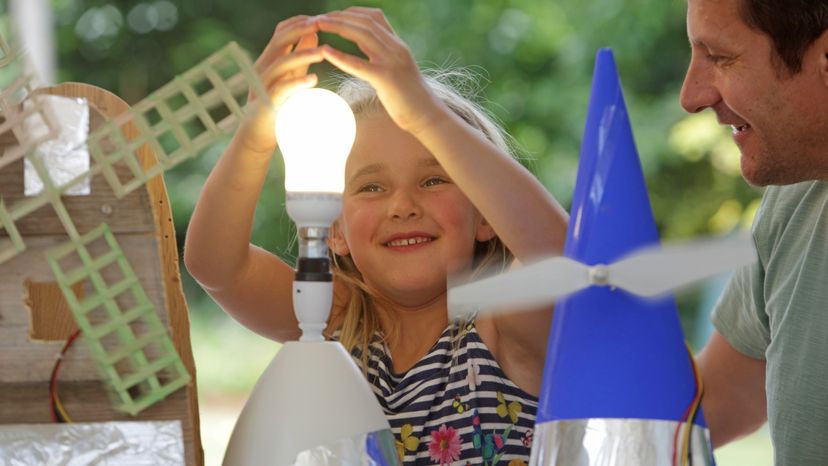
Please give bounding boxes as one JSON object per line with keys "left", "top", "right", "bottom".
{"left": 447, "top": 233, "right": 757, "bottom": 318}
{"left": 447, "top": 256, "right": 589, "bottom": 319}
{"left": 608, "top": 233, "right": 757, "bottom": 297}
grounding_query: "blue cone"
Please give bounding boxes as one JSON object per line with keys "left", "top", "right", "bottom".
{"left": 529, "top": 49, "right": 714, "bottom": 465}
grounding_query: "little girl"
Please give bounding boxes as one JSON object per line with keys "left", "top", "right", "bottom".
{"left": 184, "top": 7, "right": 568, "bottom": 464}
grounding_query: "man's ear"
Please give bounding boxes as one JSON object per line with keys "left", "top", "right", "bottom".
{"left": 817, "top": 28, "right": 828, "bottom": 88}
{"left": 327, "top": 221, "right": 350, "bottom": 256}
{"left": 475, "top": 217, "right": 496, "bottom": 242}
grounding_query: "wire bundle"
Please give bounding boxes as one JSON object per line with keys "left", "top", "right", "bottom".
{"left": 672, "top": 343, "right": 704, "bottom": 466}
{"left": 49, "top": 329, "right": 81, "bottom": 423}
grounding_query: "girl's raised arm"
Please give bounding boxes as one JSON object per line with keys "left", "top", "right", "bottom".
{"left": 184, "top": 17, "right": 330, "bottom": 342}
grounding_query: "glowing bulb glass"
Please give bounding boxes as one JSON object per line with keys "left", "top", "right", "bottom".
{"left": 275, "top": 88, "right": 356, "bottom": 193}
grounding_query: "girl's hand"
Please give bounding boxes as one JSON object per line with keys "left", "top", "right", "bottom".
{"left": 238, "top": 16, "right": 325, "bottom": 155}
{"left": 317, "top": 8, "right": 447, "bottom": 135}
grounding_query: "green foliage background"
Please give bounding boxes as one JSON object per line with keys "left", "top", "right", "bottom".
{"left": 43, "top": 0, "right": 762, "bottom": 383}
{"left": 0, "top": 2, "right": 774, "bottom": 462}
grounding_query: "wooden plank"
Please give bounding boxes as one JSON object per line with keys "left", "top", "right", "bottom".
{"left": 0, "top": 325, "right": 100, "bottom": 381}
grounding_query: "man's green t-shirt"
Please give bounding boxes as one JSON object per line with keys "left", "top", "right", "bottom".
{"left": 712, "top": 180, "right": 828, "bottom": 465}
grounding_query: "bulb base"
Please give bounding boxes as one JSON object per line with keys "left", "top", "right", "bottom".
{"left": 297, "top": 226, "right": 330, "bottom": 259}
{"left": 286, "top": 192, "right": 342, "bottom": 229}
{"left": 295, "top": 257, "right": 332, "bottom": 282}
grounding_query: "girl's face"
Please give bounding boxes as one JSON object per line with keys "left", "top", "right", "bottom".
{"left": 331, "top": 111, "right": 495, "bottom": 308}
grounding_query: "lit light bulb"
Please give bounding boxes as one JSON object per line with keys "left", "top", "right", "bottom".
{"left": 275, "top": 88, "right": 355, "bottom": 194}
{"left": 275, "top": 88, "right": 355, "bottom": 230}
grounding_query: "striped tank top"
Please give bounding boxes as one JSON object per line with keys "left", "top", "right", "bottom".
{"left": 342, "top": 320, "right": 537, "bottom": 465}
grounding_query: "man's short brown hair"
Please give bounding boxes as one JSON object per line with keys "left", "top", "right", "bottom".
{"left": 738, "top": 0, "right": 828, "bottom": 74}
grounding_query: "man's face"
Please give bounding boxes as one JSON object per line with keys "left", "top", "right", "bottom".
{"left": 680, "top": 0, "right": 828, "bottom": 186}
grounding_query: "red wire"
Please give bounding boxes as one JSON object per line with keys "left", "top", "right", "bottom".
{"left": 672, "top": 401, "right": 693, "bottom": 465}
{"left": 673, "top": 348, "right": 703, "bottom": 466}
{"left": 49, "top": 329, "right": 82, "bottom": 423}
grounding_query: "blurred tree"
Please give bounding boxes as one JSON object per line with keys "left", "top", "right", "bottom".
{"left": 46, "top": 0, "right": 762, "bottom": 339}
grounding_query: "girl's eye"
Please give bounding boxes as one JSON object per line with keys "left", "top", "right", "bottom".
{"left": 423, "top": 177, "right": 448, "bottom": 187}
{"left": 358, "top": 183, "right": 383, "bottom": 193}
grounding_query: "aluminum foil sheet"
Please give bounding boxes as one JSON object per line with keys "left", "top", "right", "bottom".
{"left": 0, "top": 420, "right": 185, "bottom": 465}
{"left": 529, "top": 418, "right": 714, "bottom": 466}
{"left": 292, "top": 428, "right": 400, "bottom": 466}
{"left": 23, "top": 95, "right": 90, "bottom": 196}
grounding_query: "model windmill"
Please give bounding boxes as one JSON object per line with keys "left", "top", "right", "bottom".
{"left": 450, "top": 49, "right": 754, "bottom": 465}
{"left": 1, "top": 25, "right": 267, "bottom": 461}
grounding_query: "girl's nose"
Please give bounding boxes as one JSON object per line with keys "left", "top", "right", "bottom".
{"left": 388, "top": 189, "right": 421, "bottom": 220}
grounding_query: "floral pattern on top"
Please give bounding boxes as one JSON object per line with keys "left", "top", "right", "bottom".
{"left": 428, "top": 424, "right": 461, "bottom": 465}
{"left": 344, "top": 320, "right": 538, "bottom": 465}
{"left": 396, "top": 423, "right": 420, "bottom": 460}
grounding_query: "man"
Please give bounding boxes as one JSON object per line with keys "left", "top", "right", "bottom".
{"left": 680, "top": 0, "right": 828, "bottom": 464}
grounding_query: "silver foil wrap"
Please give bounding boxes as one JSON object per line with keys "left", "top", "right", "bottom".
{"left": 529, "top": 418, "right": 713, "bottom": 466}
{"left": 292, "top": 428, "right": 400, "bottom": 466}
{"left": 23, "top": 95, "right": 90, "bottom": 196}
{"left": 0, "top": 420, "right": 185, "bottom": 465}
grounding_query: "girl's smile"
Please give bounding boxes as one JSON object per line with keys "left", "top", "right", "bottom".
{"left": 383, "top": 232, "right": 436, "bottom": 250}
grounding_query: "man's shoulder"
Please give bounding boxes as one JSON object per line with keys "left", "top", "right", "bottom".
{"left": 753, "top": 180, "right": 828, "bottom": 244}
{"left": 751, "top": 179, "right": 828, "bottom": 306}
{"left": 711, "top": 181, "right": 828, "bottom": 360}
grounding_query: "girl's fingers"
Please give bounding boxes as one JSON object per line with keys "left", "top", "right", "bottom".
{"left": 291, "top": 33, "right": 319, "bottom": 76}
{"left": 249, "top": 72, "right": 319, "bottom": 106}
{"left": 294, "top": 32, "right": 319, "bottom": 52}
{"left": 255, "top": 20, "right": 320, "bottom": 73}
{"left": 261, "top": 47, "right": 325, "bottom": 86}
{"left": 316, "top": 16, "right": 389, "bottom": 59}
{"left": 339, "top": 7, "right": 396, "bottom": 34}
{"left": 320, "top": 45, "right": 374, "bottom": 82}
{"left": 269, "top": 74, "right": 318, "bottom": 107}
{"left": 274, "top": 15, "right": 313, "bottom": 33}
{"left": 323, "top": 10, "right": 398, "bottom": 47}
{"left": 324, "top": 10, "right": 384, "bottom": 32}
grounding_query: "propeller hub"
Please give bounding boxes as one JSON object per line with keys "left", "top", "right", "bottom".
{"left": 589, "top": 265, "right": 610, "bottom": 286}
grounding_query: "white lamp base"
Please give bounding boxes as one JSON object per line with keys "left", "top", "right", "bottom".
{"left": 222, "top": 341, "right": 394, "bottom": 466}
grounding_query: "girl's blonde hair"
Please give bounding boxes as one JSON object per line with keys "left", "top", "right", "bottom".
{"left": 330, "top": 69, "right": 520, "bottom": 369}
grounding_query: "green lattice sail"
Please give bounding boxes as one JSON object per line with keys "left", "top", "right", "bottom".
{"left": 0, "top": 31, "right": 13, "bottom": 68}
{"left": 0, "top": 199, "right": 25, "bottom": 262}
{"left": 86, "top": 41, "right": 267, "bottom": 198}
{"left": 46, "top": 223, "right": 191, "bottom": 416}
